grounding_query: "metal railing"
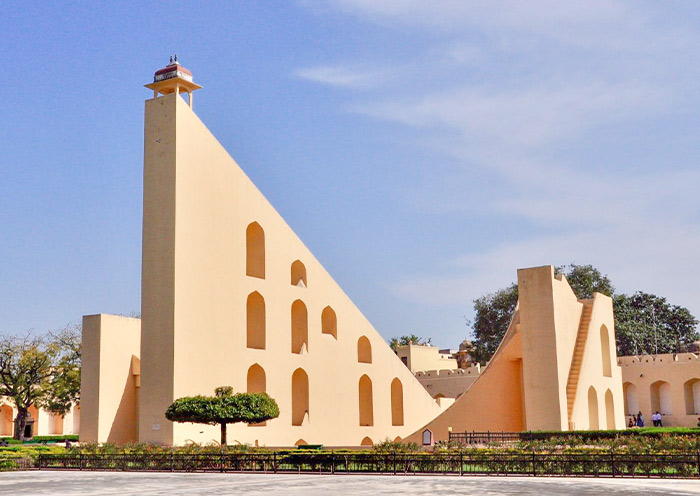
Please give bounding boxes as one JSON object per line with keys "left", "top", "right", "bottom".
{"left": 35, "top": 451, "right": 700, "bottom": 478}
{"left": 448, "top": 431, "right": 521, "bottom": 444}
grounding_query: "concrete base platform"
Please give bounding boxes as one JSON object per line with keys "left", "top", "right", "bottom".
{"left": 2, "top": 471, "right": 699, "bottom": 495}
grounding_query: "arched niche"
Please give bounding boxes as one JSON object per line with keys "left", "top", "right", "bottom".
{"left": 247, "top": 364, "right": 266, "bottom": 393}
{"left": 360, "top": 436, "right": 373, "bottom": 446}
{"left": 623, "top": 382, "right": 638, "bottom": 415}
{"left": 246, "top": 222, "right": 265, "bottom": 279}
{"left": 600, "top": 325, "right": 612, "bottom": 377}
{"left": 604, "top": 389, "right": 615, "bottom": 430}
{"left": 357, "top": 336, "right": 372, "bottom": 363}
{"left": 292, "top": 368, "right": 309, "bottom": 426}
{"left": 359, "top": 374, "right": 374, "bottom": 426}
{"left": 291, "top": 260, "right": 307, "bottom": 287}
{"left": 650, "top": 380, "right": 672, "bottom": 415}
{"left": 48, "top": 413, "right": 63, "bottom": 435}
{"left": 684, "top": 378, "right": 700, "bottom": 415}
{"left": 72, "top": 405, "right": 80, "bottom": 435}
{"left": 247, "top": 292, "right": 266, "bottom": 350}
{"left": 291, "top": 300, "right": 309, "bottom": 354}
{"left": 321, "top": 306, "right": 337, "bottom": 339}
{"left": 391, "top": 378, "right": 404, "bottom": 426}
{"left": 0, "top": 405, "right": 13, "bottom": 436}
{"left": 588, "top": 386, "right": 599, "bottom": 430}
{"left": 247, "top": 364, "right": 268, "bottom": 427}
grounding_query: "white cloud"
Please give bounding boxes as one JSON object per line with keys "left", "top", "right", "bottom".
{"left": 302, "top": 1, "right": 700, "bottom": 321}
{"left": 295, "top": 65, "right": 385, "bottom": 89}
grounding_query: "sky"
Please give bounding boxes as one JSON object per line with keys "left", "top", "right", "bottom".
{"left": 2, "top": 1, "right": 700, "bottom": 348}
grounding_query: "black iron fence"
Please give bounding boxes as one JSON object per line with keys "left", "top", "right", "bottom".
{"left": 449, "top": 431, "right": 521, "bottom": 444}
{"left": 35, "top": 451, "right": 700, "bottom": 478}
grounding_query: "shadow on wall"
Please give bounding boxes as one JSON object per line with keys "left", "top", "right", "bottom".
{"left": 107, "top": 355, "right": 139, "bottom": 444}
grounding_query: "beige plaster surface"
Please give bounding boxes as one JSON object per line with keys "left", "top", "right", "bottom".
{"left": 80, "top": 314, "right": 140, "bottom": 444}
{"left": 620, "top": 353, "right": 700, "bottom": 427}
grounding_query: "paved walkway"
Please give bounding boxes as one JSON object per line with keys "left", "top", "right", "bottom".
{"left": 1, "top": 471, "right": 700, "bottom": 495}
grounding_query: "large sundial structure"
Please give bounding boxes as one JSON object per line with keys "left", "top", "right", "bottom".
{"left": 80, "top": 59, "right": 443, "bottom": 446}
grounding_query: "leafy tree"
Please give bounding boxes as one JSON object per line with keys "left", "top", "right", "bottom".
{"left": 165, "top": 386, "right": 280, "bottom": 445}
{"left": 614, "top": 292, "right": 698, "bottom": 356}
{"left": 0, "top": 334, "right": 59, "bottom": 439}
{"left": 470, "top": 263, "right": 698, "bottom": 363}
{"left": 472, "top": 284, "right": 518, "bottom": 363}
{"left": 389, "top": 334, "right": 432, "bottom": 352}
{"left": 37, "top": 323, "right": 81, "bottom": 416}
{"left": 556, "top": 264, "right": 614, "bottom": 299}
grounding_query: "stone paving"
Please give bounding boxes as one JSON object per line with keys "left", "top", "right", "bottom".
{"left": 1, "top": 471, "right": 700, "bottom": 495}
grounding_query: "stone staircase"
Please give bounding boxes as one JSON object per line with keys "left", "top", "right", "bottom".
{"left": 566, "top": 301, "right": 593, "bottom": 424}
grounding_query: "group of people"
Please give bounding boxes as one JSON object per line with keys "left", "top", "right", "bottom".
{"left": 627, "top": 411, "right": 665, "bottom": 428}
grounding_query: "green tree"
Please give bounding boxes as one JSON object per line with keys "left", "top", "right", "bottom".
{"left": 389, "top": 334, "right": 432, "bottom": 352}
{"left": 37, "top": 323, "right": 81, "bottom": 416}
{"left": 165, "top": 386, "right": 280, "bottom": 445}
{"left": 0, "top": 334, "right": 59, "bottom": 439}
{"left": 472, "top": 283, "right": 518, "bottom": 363}
{"left": 556, "top": 263, "right": 614, "bottom": 299}
{"left": 614, "top": 292, "right": 698, "bottom": 356}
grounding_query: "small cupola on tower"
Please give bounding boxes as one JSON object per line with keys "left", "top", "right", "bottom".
{"left": 145, "top": 55, "right": 202, "bottom": 108}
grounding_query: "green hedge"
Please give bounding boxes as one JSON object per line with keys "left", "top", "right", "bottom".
{"left": 0, "top": 435, "right": 78, "bottom": 445}
{"left": 521, "top": 428, "right": 700, "bottom": 441}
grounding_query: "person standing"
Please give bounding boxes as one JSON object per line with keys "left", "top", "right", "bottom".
{"left": 636, "top": 411, "right": 645, "bottom": 427}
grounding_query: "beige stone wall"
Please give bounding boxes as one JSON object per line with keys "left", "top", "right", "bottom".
{"left": 414, "top": 365, "right": 481, "bottom": 399}
{"left": 133, "top": 93, "right": 443, "bottom": 447}
{"left": 395, "top": 344, "right": 458, "bottom": 373}
{"left": 80, "top": 314, "right": 140, "bottom": 444}
{"left": 620, "top": 353, "right": 700, "bottom": 427}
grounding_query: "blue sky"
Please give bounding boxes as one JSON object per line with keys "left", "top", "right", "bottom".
{"left": 2, "top": 1, "right": 700, "bottom": 348}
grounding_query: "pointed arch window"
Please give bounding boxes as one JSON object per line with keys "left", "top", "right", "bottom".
{"left": 246, "top": 222, "right": 265, "bottom": 279}
{"left": 321, "top": 306, "right": 337, "bottom": 339}
{"left": 246, "top": 292, "right": 265, "bottom": 350}
{"left": 291, "top": 260, "right": 307, "bottom": 287}
{"left": 291, "top": 300, "right": 308, "bottom": 354}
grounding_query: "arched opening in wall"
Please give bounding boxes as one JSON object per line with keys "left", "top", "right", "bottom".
{"left": 605, "top": 389, "right": 615, "bottom": 430}
{"left": 361, "top": 436, "right": 373, "bottom": 446}
{"left": 26, "top": 405, "right": 39, "bottom": 437}
{"left": 247, "top": 292, "right": 266, "bottom": 350}
{"left": 394, "top": 436, "right": 402, "bottom": 442}
{"left": 294, "top": 439, "right": 307, "bottom": 447}
{"left": 600, "top": 325, "right": 612, "bottom": 377}
{"left": 684, "top": 379, "right": 700, "bottom": 415}
{"left": 623, "top": 382, "right": 639, "bottom": 416}
{"left": 391, "top": 378, "right": 404, "bottom": 426}
{"left": 588, "top": 386, "right": 599, "bottom": 430}
{"left": 72, "top": 405, "right": 80, "bottom": 435}
{"left": 357, "top": 336, "right": 372, "bottom": 363}
{"left": 246, "top": 222, "right": 265, "bottom": 279}
{"left": 0, "top": 405, "right": 12, "bottom": 436}
{"left": 291, "top": 368, "right": 309, "bottom": 426}
{"left": 650, "top": 380, "right": 672, "bottom": 415}
{"left": 246, "top": 362, "right": 265, "bottom": 431}
{"left": 247, "top": 364, "right": 266, "bottom": 393}
{"left": 291, "top": 260, "right": 307, "bottom": 287}
{"left": 434, "top": 393, "right": 445, "bottom": 399}
{"left": 359, "top": 374, "right": 374, "bottom": 426}
{"left": 48, "top": 413, "right": 63, "bottom": 435}
{"left": 291, "top": 300, "right": 308, "bottom": 354}
{"left": 321, "top": 306, "right": 337, "bottom": 339}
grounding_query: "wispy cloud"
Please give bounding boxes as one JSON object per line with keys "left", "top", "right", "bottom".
{"left": 299, "top": 1, "right": 700, "bottom": 332}
{"left": 295, "top": 65, "right": 385, "bottom": 89}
